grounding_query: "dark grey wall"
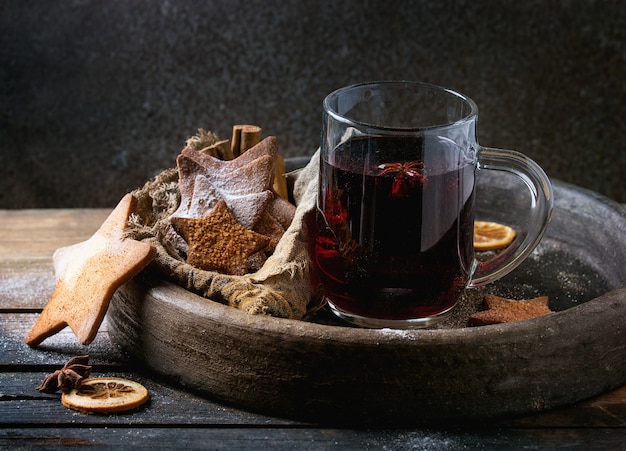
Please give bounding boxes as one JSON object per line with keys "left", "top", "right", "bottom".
{"left": 2, "top": 0, "right": 624, "bottom": 207}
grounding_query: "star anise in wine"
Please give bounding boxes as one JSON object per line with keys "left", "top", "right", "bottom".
{"left": 36, "top": 355, "right": 92, "bottom": 394}
{"left": 374, "top": 161, "right": 427, "bottom": 198}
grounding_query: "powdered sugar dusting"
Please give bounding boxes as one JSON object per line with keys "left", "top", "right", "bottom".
{"left": 377, "top": 328, "right": 417, "bottom": 339}
{"left": 0, "top": 263, "right": 55, "bottom": 307}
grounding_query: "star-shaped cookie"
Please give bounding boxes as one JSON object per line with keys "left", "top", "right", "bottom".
{"left": 181, "top": 135, "right": 278, "bottom": 184}
{"left": 179, "top": 136, "right": 277, "bottom": 203}
{"left": 25, "top": 194, "right": 156, "bottom": 346}
{"left": 170, "top": 200, "right": 270, "bottom": 275}
{"left": 175, "top": 170, "right": 273, "bottom": 229}
{"left": 468, "top": 294, "right": 553, "bottom": 326}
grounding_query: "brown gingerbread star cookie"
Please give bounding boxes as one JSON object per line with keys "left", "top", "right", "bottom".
{"left": 253, "top": 210, "right": 287, "bottom": 251}
{"left": 265, "top": 195, "right": 296, "bottom": 230}
{"left": 249, "top": 195, "right": 296, "bottom": 251}
{"left": 468, "top": 294, "right": 553, "bottom": 326}
{"left": 170, "top": 200, "right": 270, "bottom": 275}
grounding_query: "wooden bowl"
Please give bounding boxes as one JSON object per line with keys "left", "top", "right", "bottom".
{"left": 108, "top": 163, "right": 626, "bottom": 425}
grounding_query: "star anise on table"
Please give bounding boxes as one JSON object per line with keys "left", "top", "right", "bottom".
{"left": 36, "top": 355, "right": 92, "bottom": 394}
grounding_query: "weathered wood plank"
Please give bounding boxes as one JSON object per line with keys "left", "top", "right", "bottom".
{"left": 1, "top": 426, "right": 626, "bottom": 450}
{"left": 0, "top": 209, "right": 110, "bottom": 310}
{"left": 0, "top": 209, "right": 110, "bottom": 259}
{"left": 0, "top": 372, "right": 297, "bottom": 427}
{"left": 4, "top": 367, "right": 626, "bottom": 429}
{"left": 502, "top": 384, "right": 626, "bottom": 428}
{"left": 0, "top": 260, "right": 55, "bottom": 309}
{"left": 2, "top": 204, "right": 626, "bottom": 446}
{"left": 0, "top": 313, "right": 125, "bottom": 365}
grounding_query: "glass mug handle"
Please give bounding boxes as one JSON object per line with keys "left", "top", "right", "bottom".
{"left": 468, "top": 147, "right": 554, "bottom": 288}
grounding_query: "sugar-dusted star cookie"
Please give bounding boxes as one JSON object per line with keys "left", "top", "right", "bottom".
{"left": 189, "top": 174, "right": 273, "bottom": 229}
{"left": 468, "top": 294, "right": 553, "bottom": 326}
{"left": 170, "top": 200, "right": 270, "bottom": 275}
{"left": 174, "top": 165, "right": 273, "bottom": 229}
{"left": 179, "top": 136, "right": 277, "bottom": 198}
{"left": 25, "top": 194, "right": 156, "bottom": 346}
{"left": 182, "top": 135, "right": 277, "bottom": 181}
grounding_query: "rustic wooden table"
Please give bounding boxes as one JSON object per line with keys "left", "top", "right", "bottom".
{"left": 2, "top": 208, "right": 626, "bottom": 449}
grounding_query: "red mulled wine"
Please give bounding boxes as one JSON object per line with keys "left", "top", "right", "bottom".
{"left": 314, "top": 136, "right": 475, "bottom": 321}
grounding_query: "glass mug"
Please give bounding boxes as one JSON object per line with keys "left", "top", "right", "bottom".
{"left": 313, "top": 81, "right": 553, "bottom": 328}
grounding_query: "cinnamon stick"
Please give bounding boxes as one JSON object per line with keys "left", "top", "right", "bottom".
{"left": 231, "top": 125, "right": 262, "bottom": 157}
{"left": 200, "top": 139, "right": 233, "bottom": 160}
{"left": 272, "top": 154, "right": 289, "bottom": 200}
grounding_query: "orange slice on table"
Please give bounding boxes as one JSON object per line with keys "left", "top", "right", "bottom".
{"left": 474, "top": 221, "right": 516, "bottom": 251}
{"left": 61, "top": 377, "right": 149, "bottom": 414}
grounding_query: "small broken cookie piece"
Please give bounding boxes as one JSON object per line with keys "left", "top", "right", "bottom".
{"left": 171, "top": 200, "right": 270, "bottom": 275}
{"left": 469, "top": 294, "right": 553, "bottom": 326}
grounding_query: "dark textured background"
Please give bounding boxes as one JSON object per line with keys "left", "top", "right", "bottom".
{"left": 1, "top": 0, "right": 624, "bottom": 208}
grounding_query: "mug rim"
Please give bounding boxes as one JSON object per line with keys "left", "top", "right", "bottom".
{"left": 323, "top": 80, "right": 479, "bottom": 132}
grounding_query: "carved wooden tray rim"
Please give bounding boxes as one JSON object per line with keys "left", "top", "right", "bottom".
{"left": 108, "top": 172, "right": 626, "bottom": 425}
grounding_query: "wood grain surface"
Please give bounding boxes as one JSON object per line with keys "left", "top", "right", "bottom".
{"left": 2, "top": 208, "right": 626, "bottom": 449}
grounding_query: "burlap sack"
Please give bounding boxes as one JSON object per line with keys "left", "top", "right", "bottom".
{"left": 126, "top": 151, "right": 321, "bottom": 320}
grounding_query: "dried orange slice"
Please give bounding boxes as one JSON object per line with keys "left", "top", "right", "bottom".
{"left": 61, "top": 377, "right": 149, "bottom": 414}
{"left": 474, "top": 221, "right": 516, "bottom": 251}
